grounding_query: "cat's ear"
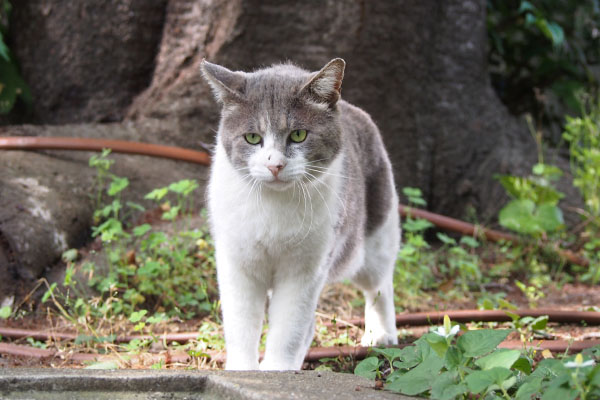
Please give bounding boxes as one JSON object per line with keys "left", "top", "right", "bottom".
{"left": 200, "top": 60, "right": 246, "bottom": 104}
{"left": 300, "top": 58, "right": 345, "bottom": 106}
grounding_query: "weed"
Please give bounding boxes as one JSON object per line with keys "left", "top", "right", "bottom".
{"left": 355, "top": 315, "right": 600, "bottom": 399}
{"left": 496, "top": 161, "right": 565, "bottom": 238}
{"left": 396, "top": 187, "right": 485, "bottom": 305}
{"left": 39, "top": 150, "right": 218, "bottom": 350}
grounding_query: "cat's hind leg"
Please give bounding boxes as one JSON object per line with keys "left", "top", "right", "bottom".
{"left": 352, "top": 211, "right": 400, "bottom": 346}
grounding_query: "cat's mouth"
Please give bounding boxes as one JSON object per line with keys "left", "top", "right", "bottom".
{"left": 263, "top": 177, "right": 295, "bottom": 191}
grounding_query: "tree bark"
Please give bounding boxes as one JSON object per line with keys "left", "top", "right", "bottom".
{"left": 3, "top": 0, "right": 167, "bottom": 124}
{"left": 0, "top": 0, "right": 581, "bottom": 298}
{"left": 127, "top": 0, "right": 564, "bottom": 221}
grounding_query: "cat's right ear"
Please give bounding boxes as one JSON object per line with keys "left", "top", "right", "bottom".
{"left": 200, "top": 60, "right": 246, "bottom": 104}
{"left": 300, "top": 58, "right": 345, "bottom": 107}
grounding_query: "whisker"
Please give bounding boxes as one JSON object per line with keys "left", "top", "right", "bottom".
{"left": 304, "top": 173, "right": 334, "bottom": 225}
{"left": 304, "top": 158, "right": 331, "bottom": 165}
{"left": 304, "top": 171, "right": 348, "bottom": 219}
{"left": 298, "top": 180, "right": 314, "bottom": 243}
{"left": 305, "top": 167, "right": 353, "bottom": 180}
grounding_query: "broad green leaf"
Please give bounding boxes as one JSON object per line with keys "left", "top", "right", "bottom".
{"left": 386, "top": 349, "right": 444, "bottom": 395}
{"left": 512, "top": 357, "right": 533, "bottom": 375}
{"left": 498, "top": 299, "right": 518, "bottom": 310}
{"left": 536, "top": 203, "right": 564, "bottom": 232}
{"left": 444, "top": 347, "right": 462, "bottom": 370}
{"left": 407, "top": 197, "right": 426, "bottom": 206}
{"left": 590, "top": 365, "right": 600, "bottom": 386}
{"left": 145, "top": 187, "right": 169, "bottom": 201}
{"left": 108, "top": 176, "right": 129, "bottom": 196}
{"left": 457, "top": 329, "right": 511, "bottom": 358}
{"left": 498, "top": 199, "right": 538, "bottom": 234}
{"left": 430, "top": 371, "right": 467, "bottom": 400}
{"left": 133, "top": 224, "right": 152, "bottom": 237}
{"left": 391, "top": 345, "right": 422, "bottom": 370}
{"left": 515, "top": 376, "right": 543, "bottom": 400}
{"left": 0, "top": 305, "right": 10, "bottom": 319}
{"left": 354, "top": 356, "right": 380, "bottom": 380}
{"left": 436, "top": 232, "right": 456, "bottom": 246}
{"left": 402, "top": 187, "right": 423, "bottom": 198}
{"left": 146, "top": 313, "right": 168, "bottom": 324}
{"left": 128, "top": 309, "right": 147, "bottom": 323}
{"left": 0, "top": 32, "right": 9, "bottom": 61}
{"left": 168, "top": 179, "right": 199, "bottom": 196}
{"left": 162, "top": 205, "right": 181, "bottom": 221}
{"left": 475, "top": 349, "right": 521, "bottom": 370}
{"left": 545, "top": 21, "right": 565, "bottom": 46}
{"left": 402, "top": 218, "right": 434, "bottom": 232}
{"left": 126, "top": 201, "right": 145, "bottom": 212}
{"left": 518, "top": 1, "right": 536, "bottom": 13}
{"left": 372, "top": 347, "right": 404, "bottom": 361}
{"left": 92, "top": 218, "right": 127, "bottom": 242}
{"left": 540, "top": 387, "right": 578, "bottom": 400}
{"left": 424, "top": 332, "right": 449, "bottom": 358}
{"left": 530, "top": 315, "right": 549, "bottom": 331}
{"left": 459, "top": 236, "right": 479, "bottom": 248}
{"left": 61, "top": 248, "right": 79, "bottom": 263}
{"left": 465, "top": 367, "right": 512, "bottom": 394}
{"left": 480, "top": 298, "right": 495, "bottom": 310}
{"left": 532, "top": 163, "right": 563, "bottom": 180}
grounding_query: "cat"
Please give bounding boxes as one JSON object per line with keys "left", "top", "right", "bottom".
{"left": 201, "top": 58, "right": 400, "bottom": 371}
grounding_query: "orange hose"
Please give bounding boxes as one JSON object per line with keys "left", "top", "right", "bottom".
{"left": 0, "top": 136, "right": 211, "bottom": 166}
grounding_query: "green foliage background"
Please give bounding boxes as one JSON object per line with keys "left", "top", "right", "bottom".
{"left": 487, "top": 0, "right": 600, "bottom": 142}
{"left": 0, "top": 0, "right": 30, "bottom": 114}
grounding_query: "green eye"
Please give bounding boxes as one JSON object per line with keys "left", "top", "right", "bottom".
{"left": 244, "top": 133, "right": 262, "bottom": 145}
{"left": 290, "top": 129, "right": 307, "bottom": 143}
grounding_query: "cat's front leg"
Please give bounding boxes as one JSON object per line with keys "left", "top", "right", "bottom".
{"left": 259, "top": 272, "right": 326, "bottom": 370}
{"left": 217, "top": 249, "right": 268, "bottom": 370}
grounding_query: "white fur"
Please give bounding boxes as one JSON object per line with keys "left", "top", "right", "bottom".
{"left": 208, "top": 135, "right": 398, "bottom": 370}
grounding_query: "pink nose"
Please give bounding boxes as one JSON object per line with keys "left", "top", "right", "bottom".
{"left": 267, "top": 163, "right": 285, "bottom": 177}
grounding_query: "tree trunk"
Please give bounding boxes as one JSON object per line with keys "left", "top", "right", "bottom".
{"left": 127, "top": 0, "right": 563, "bottom": 222}
{"left": 0, "top": 0, "right": 580, "bottom": 298}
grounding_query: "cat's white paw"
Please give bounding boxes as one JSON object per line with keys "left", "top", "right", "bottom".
{"left": 259, "top": 358, "right": 297, "bottom": 371}
{"left": 225, "top": 358, "right": 260, "bottom": 371}
{"left": 360, "top": 329, "right": 398, "bottom": 347}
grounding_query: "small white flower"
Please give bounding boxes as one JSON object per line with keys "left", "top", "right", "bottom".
{"left": 564, "top": 353, "right": 596, "bottom": 368}
{"left": 433, "top": 315, "right": 460, "bottom": 338}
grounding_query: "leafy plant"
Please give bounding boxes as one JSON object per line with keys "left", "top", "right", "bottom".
{"left": 564, "top": 94, "right": 600, "bottom": 230}
{"left": 355, "top": 315, "right": 600, "bottom": 399}
{"left": 0, "top": 0, "right": 31, "bottom": 114}
{"left": 487, "top": 0, "right": 600, "bottom": 141}
{"left": 45, "top": 151, "right": 218, "bottom": 329}
{"left": 497, "top": 162, "right": 565, "bottom": 237}
{"left": 397, "top": 188, "right": 485, "bottom": 305}
{"left": 396, "top": 188, "right": 437, "bottom": 303}
{"left": 436, "top": 233, "right": 482, "bottom": 292}
{"left": 563, "top": 93, "right": 600, "bottom": 283}
{"left": 0, "top": 305, "right": 10, "bottom": 319}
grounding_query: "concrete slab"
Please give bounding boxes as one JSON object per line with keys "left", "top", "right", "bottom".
{"left": 0, "top": 368, "right": 416, "bottom": 400}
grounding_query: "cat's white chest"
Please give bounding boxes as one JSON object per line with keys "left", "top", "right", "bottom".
{"left": 208, "top": 144, "right": 341, "bottom": 273}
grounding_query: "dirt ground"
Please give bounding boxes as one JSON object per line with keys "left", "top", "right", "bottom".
{"left": 1, "top": 279, "right": 598, "bottom": 370}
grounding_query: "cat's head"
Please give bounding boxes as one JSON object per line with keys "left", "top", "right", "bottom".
{"left": 201, "top": 58, "right": 345, "bottom": 191}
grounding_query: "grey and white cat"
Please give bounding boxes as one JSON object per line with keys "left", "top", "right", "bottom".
{"left": 201, "top": 58, "right": 400, "bottom": 370}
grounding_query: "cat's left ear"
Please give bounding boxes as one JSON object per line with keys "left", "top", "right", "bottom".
{"left": 300, "top": 58, "right": 345, "bottom": 106}
{"left": 200, "top": 59, "right": 246, "bottom": 104}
